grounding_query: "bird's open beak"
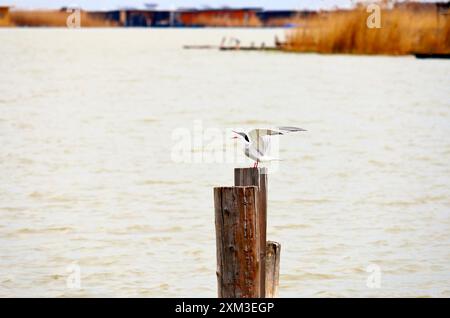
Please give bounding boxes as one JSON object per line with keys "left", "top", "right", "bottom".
{"left": 232, "top": 130, "right": 239, "bottom": 139}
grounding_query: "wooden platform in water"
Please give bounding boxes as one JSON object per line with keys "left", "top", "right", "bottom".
{"left": 183, "top": 45, "right": 282, "bottom": 52}
{"left": 183, "top": 45, "right": 219, "bottom": 50}
{"left": 414, "top": 53, "right": 450, "bottom": 59}
{"left": 219, "top": 46, "right": 281, "bottom": 52}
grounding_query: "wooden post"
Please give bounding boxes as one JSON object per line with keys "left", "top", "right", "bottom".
{"left": 265, "top": 241, "right": 281, "bottom": 298}
{"left": 234, "top": 167, "right": 267, "bottom": 297}
{"left": 214, "top": 186, "right": 261, "bottom": 298}
{"left": 214, "top": 168, "right": 280, "bottom": 298}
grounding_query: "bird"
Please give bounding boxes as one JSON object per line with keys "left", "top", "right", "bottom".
{"left": 232, "top": 126, "right": 306, "bottom": 168}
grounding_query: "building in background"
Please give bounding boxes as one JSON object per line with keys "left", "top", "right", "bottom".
{"left": 177, "top": 8, "right": 262, "bottom": 27}
{"left": 0, "top": 6, "right": 10, "bottom": 27}
{"left": 88, "top": 7, "right": 266, "bottom": 27}
{"left": 89, "top": 9, "right": 172, "bottom": 27}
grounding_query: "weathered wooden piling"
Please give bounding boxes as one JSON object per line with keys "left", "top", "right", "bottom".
{"left": 214, "top": 186, "right": 261, "bottom": 298}
{"left": 214, "top": 168, "right": 280, "bottom": 298}
{"left": 265, "top": 241, "right": 281, "bottom": 298}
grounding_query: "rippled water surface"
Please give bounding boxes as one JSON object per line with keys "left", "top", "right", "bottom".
{"left": 0, "top": 29, "right": 449, "bottom": 297}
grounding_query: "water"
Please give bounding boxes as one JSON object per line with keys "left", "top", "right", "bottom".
{"left": 0, "top": 28, "right": 449, "bottom": 297}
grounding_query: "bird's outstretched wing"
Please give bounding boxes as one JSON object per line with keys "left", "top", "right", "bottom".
{"left": 248, "top": 129, "right": 282, "bottom": 156}
{"left": 248, "top": 127, "right": 307, "bottom": 156}
{"left": 277, "top": 126, "right": 307, "bottom": 133}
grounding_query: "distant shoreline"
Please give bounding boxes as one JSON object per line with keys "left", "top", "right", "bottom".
{"left": 1, "top": 3, "right": 449, "bottom": 56}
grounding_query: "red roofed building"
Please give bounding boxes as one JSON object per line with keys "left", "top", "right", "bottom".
{"left": 178, "top": 8, "right": 262, "bottom": 27}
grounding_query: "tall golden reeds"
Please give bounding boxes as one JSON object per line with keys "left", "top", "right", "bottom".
{"left": 285, "top": 6, "right": 450, "bottom": 55}
{"left": 10, "top": 10, "right": 118, "bottom": 27}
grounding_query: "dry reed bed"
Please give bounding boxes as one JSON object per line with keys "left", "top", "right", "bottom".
{"left": 285, "top": 7, "right": 450, "bottom": 55}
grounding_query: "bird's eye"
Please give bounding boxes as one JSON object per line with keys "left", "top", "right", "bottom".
{"left": 244, "top": 135, "right": 249, "bottom": 142}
